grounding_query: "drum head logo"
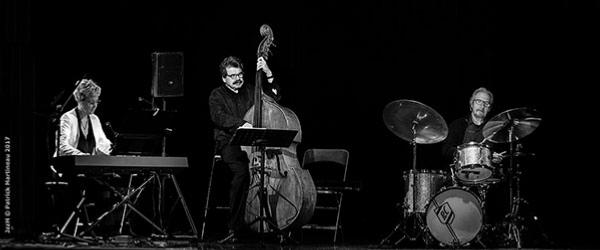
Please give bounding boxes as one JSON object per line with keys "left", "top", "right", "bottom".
{"left": 436, "top": 202, "right": 455, "bottom": 225}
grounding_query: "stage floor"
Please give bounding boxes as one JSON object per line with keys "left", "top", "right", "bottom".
{"left": 0, "top": 235, "right": 562, "bottom": 250}
{"left": 0, "top": 242, "right": 561, "bottom": 250}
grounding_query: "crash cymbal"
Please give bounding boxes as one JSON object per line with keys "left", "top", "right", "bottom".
{"left": 482, "top": 107, "right": 541, "bottom": 143}
{"left": 382, "top": 99, "right": 448, "bottom": 144}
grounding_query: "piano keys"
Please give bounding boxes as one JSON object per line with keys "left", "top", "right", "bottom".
{"left": 53, "top": 155, "right": 188, "bottom": 175}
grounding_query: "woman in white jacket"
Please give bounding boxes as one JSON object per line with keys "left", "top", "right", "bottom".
{"left": 57, "top": 78, "right": 112, "bottom": 156}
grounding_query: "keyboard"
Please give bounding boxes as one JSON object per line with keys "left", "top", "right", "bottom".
{"left": 53, "top": 155, "right": 188, "bottom": 174}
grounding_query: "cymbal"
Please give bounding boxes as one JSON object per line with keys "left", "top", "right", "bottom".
{"left": 482, "top": 107, "right": 541, "bottom": 143}
{"left": 382, "top": 100, "right": 448, "bottom": 144}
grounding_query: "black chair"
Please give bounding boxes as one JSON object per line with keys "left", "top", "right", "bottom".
{"left": 301, "top": 148, "right": 360, "bottom": 244}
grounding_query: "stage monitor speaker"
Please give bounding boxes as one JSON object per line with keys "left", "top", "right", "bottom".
{"left": 151, "top": 52, "right": 184, "bottom": 97}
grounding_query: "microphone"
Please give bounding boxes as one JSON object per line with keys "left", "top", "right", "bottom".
{"left": 137, "top": 96, "right": 153, "bottom": 105}
{"left": 105, "top": 122, "right": 120, "bottom": 139}
{"left": 137, "top": 97, "right": 160, "bottom": 116}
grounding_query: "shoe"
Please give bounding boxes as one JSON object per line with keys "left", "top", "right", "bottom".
{"left": 217, "top": 230, "right": 238, "bottom": 244}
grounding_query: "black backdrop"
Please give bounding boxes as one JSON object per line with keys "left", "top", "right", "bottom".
{"left": 3, "top": 0, "right": 597, "bottom": 248}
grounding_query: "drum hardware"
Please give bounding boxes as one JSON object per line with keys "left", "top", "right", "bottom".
{"left": 503, "top": 140, "right": 530, "bottom": 248}
{"left": 380, "top": 169, "right": 451, "bottom": 246}
{"left": 483, "top": 107, "right": 542, "bottom": 248}
{"left": 378, "top": 208, "right": 428, "bottom": 246}
{"left": 380, "top": 100, "right": 448, "bottom": 247}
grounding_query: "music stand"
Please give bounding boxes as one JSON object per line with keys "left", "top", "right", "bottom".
{"left": 230, "top": 128, "right": 298, "bottom": 148}
{"left": 229, "top": 128, "right": 298, "bottom": 235}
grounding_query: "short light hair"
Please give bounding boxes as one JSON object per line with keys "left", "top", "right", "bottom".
{"left": 73, "top": 79, "right": 101, "bottom": 102}
{"left": 469, "top": 87, "right": 494, "bottom": 105}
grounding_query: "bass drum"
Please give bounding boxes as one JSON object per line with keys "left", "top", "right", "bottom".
{"left": 425, "top": 187, "right": 483, "bottom": 247}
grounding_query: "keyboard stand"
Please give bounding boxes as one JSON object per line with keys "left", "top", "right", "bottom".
{"left": 78, "top": 172, "right": 197, "bottom": 239}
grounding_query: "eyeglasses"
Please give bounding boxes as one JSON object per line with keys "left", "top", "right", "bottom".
{"left": 85, "top": 99, "right": 101, "bottom": 105}
{"left": 226, "top": 72, "right": 244, "bottom": 79}
{"left": 473, "top": 99, "right": 491, "bottom": 107}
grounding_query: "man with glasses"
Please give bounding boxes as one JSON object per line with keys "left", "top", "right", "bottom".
{"left": 441, "top": 87, "right": 504, "bottom": 164}
{"left": 440, "top": 87, "right": 507, "bottom": 246}
{"left": 208, "top": 56, "right": 277, "bottom": 243}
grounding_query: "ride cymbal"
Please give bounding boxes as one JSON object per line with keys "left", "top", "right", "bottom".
{"left": 482, "top": 107, "right": 541, "bottom": 143}
{"left": 382, "top": 99, "right": 448, "bottom": 144}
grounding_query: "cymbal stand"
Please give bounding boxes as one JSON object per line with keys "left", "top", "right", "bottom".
{"left": 505, "top": 124, "right": 523, "bottom": 248}
{"left": 379, "top": 121, "right": 428, "bottom": 247}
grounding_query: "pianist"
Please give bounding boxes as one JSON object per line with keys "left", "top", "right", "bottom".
{"left": 56, "top": 78, "right": 112, "bottom": 156}
{"left": 51, "top": 78, "right": 122, "bottom": 236}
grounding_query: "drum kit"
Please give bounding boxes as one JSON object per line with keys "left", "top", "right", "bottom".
{"left": 379, "top": 100, "right": 542, "bottom": 248}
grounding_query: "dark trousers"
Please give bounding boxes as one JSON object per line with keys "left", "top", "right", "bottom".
{"left": 220, "top": 144, "right": 250, "bottom": 231}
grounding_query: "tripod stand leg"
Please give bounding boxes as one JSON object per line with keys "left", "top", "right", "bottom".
{"left": 475, "top": 232, "right": 487, "bottom": 248}
{"left": 379, "top": 222, "right": 404, "bottom": 245}
{"left": 59, "top": 205, "right": 79, "bottom": 235}
{"left": 508, "top": 222, "right": 521, "bottom": 248}
{"left": 246, "top": 188, "right": 280, "bottom": 233}
{"left": 507, "top": 199, "right": 522, "bottom": 248}
{"left": 169, "top": 174, "right": 199, "bottom": 236}
{"left": 200, "top": 154, "right": 218, "bottom": 241}
{"left": 73, "top": 217, "right": 81, "bottom": 236}
{"left": 406, "top": 212, "right": 431, "bottom": 246}
{"left": 393, "top": 234, "right": 408, "bottom": 246}
{"left": 245, "top": 148, "right": 284, "bottom": 237}
{"left": 119, "top": 174, "right": 134, "bottom": 235}
{"left": 80, "top": 175, "right": 159, "bottom": 236}
{"left": 54, "top": 190, "right": 98, "bottom": 243}
{"left": 59, "top": 191, "right": 87, "bottom": 235}
{"left": 379, "top": 210, "right": 413, "bottom": 246}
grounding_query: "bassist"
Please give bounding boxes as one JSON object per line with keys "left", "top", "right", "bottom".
{"left": 208, "top": 55, "right": 277, "bottom": 243}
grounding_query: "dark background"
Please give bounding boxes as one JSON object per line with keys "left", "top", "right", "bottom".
{"left": 2, "top": 0, "right": 597, "bottom": 248}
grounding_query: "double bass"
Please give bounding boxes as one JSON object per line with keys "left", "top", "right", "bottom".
{"left": 242, "top": 24, "right": 316, "bottom": 233}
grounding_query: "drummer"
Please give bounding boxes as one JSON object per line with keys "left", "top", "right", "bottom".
{"left": 441, "top": 87, "right": 505, "bottom": 167}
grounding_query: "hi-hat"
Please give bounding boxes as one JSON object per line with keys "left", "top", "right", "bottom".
{"left": 482, "top": 107, "right": 541, "bottom": 143}
{"left": 382, "top": 100, "right": 448, "bottom": 144}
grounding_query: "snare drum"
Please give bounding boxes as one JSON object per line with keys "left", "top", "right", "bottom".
{"left": 403, "top": 169, "right": 451, "bottom": 213}
{"left": 454, "top": 142, "right": 494, "bottom": 183}
{"left": 425, "top": 187, "right": 483, "bottom": 247}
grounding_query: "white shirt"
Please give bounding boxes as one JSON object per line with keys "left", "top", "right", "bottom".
{"left": 56, "top": 108, "right": 112, "bottom": 156}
